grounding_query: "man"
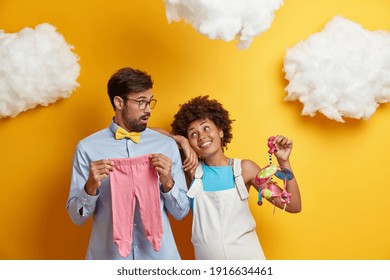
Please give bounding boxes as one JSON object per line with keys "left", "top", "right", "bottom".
{"left": 66, "top": 67, "right": 190, "bottom": 259}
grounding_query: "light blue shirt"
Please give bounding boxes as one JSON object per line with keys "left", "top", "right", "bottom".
{"left": 66, "top": 120, "right": 190, "bottom": 260}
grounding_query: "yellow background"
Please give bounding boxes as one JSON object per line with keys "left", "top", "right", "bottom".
{"left": 1, "top": 0, "right": 389, "bottom": 260}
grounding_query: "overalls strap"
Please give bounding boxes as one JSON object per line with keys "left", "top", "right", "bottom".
{"left": 233, "top": 159, "right": 249, "bottom": 200}
{"left": 186, "top": 162, "right": 204, "bottom": 198}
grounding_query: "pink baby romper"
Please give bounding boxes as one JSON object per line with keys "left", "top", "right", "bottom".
{"left": 110, "top": 155, "right": 163, "bottom": 257}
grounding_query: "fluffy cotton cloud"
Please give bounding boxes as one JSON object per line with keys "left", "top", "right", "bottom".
{"left": 283, "top": 16, "right": 390, "bottom": 122}
{"left": 0, "top": 23, "right": 80, "bottom": 118}
{"left": 164, "top": 0, "right": 283, "bottom": 49}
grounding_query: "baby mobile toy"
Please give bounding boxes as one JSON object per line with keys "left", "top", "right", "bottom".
{"left": 255, "top": 136, "right": 294, "bottom": 211}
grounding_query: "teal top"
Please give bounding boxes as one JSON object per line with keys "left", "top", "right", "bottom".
{"left": 202, "top": 164, "right": 235, "bottom": 191}
{"left": 189, "top": 160, "right": 235, "bottom": 209}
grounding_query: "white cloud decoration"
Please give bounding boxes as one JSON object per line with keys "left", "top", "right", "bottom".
{"left": 283, "top": 16, "right": 390, "bottom": 122}
{"left": 164, "top": 0, "right": 283, "bottom": 49}
{"left": 0, "top": 23, "right": 80, "bottom": 118}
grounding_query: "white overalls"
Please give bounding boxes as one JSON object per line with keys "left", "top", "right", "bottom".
{"left": 187, "top": 159, "right": 265, "bottom": 260}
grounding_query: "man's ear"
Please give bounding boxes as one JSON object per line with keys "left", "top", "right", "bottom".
{"left": 114, "top": 96, "right": 123, "bottom": 110}
{"left": 219, "top": 130, "right": 224, "bottom": 139}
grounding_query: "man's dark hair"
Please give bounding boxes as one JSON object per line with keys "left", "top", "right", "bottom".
{"left": 107, "top": 67, "right": 153, "bottom": 110}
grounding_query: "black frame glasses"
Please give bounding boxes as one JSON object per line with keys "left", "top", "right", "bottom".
{"left": 123, "top": 98, "right": 157, "bottom": 110}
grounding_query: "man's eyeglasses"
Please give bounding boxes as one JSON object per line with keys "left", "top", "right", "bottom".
{"left": 123, "top": 98, "right": 157, "bottom": 110}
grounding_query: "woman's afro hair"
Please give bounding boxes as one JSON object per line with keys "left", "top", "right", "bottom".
{"left": 171, "top": 95, "right": 234, "bottom": 149}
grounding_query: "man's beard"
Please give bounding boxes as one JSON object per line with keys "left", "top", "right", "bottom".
{"left": 126, "top": 119, "right": 147, "bottom": 132}
{"left": 122, "top": 108, "right": 149, "bottom": 132}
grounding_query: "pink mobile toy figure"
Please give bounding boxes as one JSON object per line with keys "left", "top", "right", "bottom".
{"left": 267, "top": 136, "right": 278, "bottom": 154}
{"left": 256, "top": 136, "right": 293, "bottom": 210}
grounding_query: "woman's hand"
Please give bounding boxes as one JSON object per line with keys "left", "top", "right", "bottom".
{"left": 273, "top": 135, "right": 293, "bottom": 163}
{"left": 173, "top": 135, "right": 198, "bottom": 174}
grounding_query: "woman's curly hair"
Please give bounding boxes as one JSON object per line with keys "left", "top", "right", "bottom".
{"left": 171, "top": 95, "right": 234, "bottom": 150}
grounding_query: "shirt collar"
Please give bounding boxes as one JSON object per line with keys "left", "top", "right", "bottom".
{"left": 109, "top": 118, "right": 120, "bottom": 136}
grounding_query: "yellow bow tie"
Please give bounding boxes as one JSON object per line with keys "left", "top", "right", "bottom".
{"left": 115, "top": 127, "right": 141, "bottom": 143}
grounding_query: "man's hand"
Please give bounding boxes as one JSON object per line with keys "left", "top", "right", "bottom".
{"left": 150, "top": 154, "right": 175, "bottom": 193}
{"left": 85, "top": 159, "right": 115, "bottom": 195}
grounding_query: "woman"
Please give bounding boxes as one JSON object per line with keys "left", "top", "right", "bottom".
{"left": 166, "top": 95, "right": 302, "bottom": 259}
